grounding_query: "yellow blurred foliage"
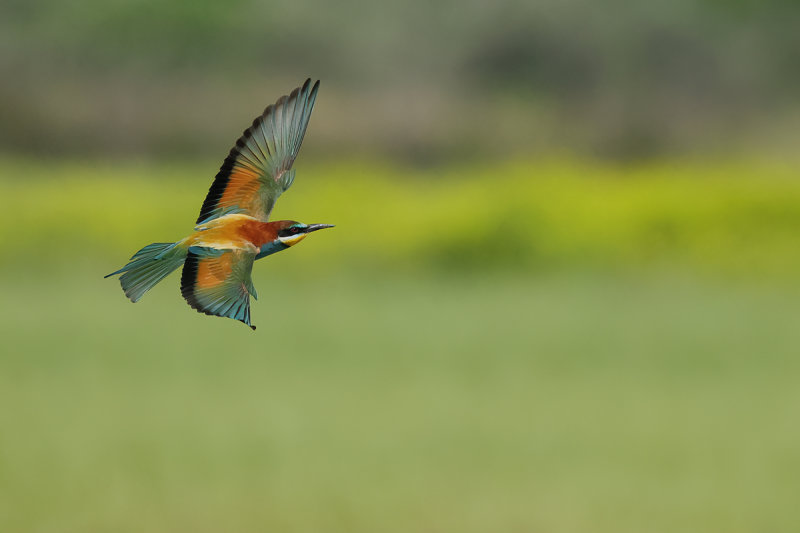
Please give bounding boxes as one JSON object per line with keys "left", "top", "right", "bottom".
{"left": 3, "top": 157, "right": 800, "bottom": 277}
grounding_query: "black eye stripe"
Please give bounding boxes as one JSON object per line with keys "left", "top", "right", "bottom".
{"left": 280, "top": 226, "right": 305, "bottom": 237}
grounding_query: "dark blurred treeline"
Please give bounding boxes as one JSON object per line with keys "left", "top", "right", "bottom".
{"left": 1, "top": 0, "right": 798, "bottom": 162}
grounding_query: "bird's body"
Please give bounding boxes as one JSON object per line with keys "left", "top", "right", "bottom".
{"left": 106, "top": 79, "right": 332, "bottom": 330}
{"left": 188, "top": 214, "right": 284, "bottom": 254}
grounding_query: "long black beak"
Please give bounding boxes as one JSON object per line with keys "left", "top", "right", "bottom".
{"left": 304, "top": 223, "right": 335, "bottom": 233}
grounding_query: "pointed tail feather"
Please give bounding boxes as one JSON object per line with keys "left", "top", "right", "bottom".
{"left": 105, "top": 242, "right": 187, "bottom": 302}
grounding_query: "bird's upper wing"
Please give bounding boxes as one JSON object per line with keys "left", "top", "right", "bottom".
{"left": 181, "top": 246, "right": 259, "bottom": 329}
{"left": 196, "top": 79, "right": 320, "bottom": 224}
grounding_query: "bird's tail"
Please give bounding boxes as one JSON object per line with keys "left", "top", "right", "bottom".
{"left": 105, "top": 242, "right": 187, "bottom": 302}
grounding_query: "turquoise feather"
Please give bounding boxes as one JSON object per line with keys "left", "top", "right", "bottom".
{"left": 104, "top": 242, "right": 186, "bottom": 302}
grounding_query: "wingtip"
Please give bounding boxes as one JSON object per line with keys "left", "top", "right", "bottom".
{"left": 302, "top": 78, "right": 320, "bottom": 95}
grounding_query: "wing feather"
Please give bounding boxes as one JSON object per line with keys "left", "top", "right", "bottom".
{"left": 197, "top": 79, "right": 320, "bottom": 224}
{"left": 180, "top": 247, "right": 258, "bottom": 329}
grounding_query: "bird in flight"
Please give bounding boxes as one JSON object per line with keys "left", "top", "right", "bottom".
{"left": 106, "top": 79, "right": 332, "bottom": 330}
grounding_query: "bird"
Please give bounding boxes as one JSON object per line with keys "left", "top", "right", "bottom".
{"left": 105, "top": 79, "right": 332, "bottom": 330}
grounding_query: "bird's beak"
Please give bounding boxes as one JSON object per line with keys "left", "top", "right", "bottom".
{"left": 304, "top": 224, "right": 335, "bottom": 233}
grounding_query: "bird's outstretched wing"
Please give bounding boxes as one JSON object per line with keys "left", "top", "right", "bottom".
{"left": 196, "top": 78, "right": 320, "bottom": 224}
{"left": 181, "top": 247, "right": 259, "bottom": 329}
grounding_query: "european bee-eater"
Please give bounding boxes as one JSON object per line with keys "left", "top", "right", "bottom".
{"left": 106, "top": 79, "right": 332, "bottom": 330}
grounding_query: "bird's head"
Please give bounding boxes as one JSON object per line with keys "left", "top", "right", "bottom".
{"left": 275, "top": 220, "right": 335, "bottom": 247}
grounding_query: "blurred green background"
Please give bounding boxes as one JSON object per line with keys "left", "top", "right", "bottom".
{"left": 2, "top": 1, "right": 800, "bottom": 532}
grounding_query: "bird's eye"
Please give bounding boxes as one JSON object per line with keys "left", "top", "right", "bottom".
{"left": 291, "top": 226, "right": 303, "bottom": 234}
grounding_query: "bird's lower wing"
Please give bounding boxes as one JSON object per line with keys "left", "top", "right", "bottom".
{"left": 180, "top": 247, "right": 258, "bottom": 329}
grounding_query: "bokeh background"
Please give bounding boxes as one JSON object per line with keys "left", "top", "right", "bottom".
{"left": 2, "top": 1, "right": 800, "bottom": 532}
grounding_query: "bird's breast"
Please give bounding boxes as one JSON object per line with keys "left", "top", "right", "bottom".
{"left": 255, "top": 240, "right": 289, "bottom": 260}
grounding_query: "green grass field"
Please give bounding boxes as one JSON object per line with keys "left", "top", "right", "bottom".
{"left": 1, "top": 269, "right": 799, "bottom": 532}
{"left": 2, "top": 159, "right": 800, "bottom": 532}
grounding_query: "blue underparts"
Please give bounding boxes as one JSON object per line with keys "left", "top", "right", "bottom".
{"left": 256, "top": 240, "right": 289, "bottom": 260}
